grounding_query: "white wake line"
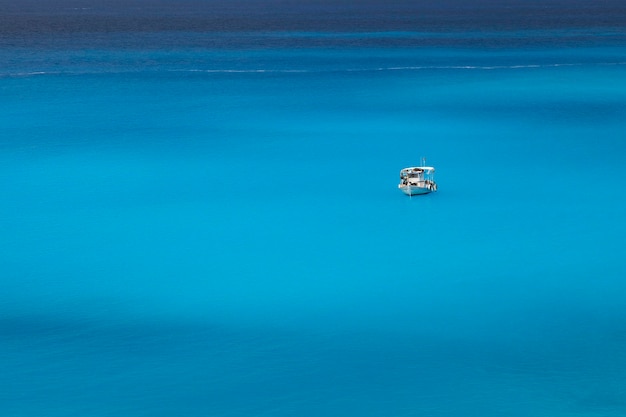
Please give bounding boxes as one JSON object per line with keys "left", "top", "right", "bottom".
{"left": 370, "top": 62, "right": 626, "bottom": 71}
{"left": 2, "top": 62, "right": 625, "bottom": 78}
{"left": 180, "top": 69, "right": 310, "bottom": 73}
{"left": 173, "top": 62, "right": 626, "bottom": 73}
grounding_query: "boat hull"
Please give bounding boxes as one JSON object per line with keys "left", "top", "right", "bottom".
{"left": 398, "top": 183, "right": 437, "bottom": 196}
{"left": 399, "top": 186, "right": 432, "bottom": 196}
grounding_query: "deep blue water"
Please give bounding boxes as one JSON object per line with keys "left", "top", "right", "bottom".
{"left": 2, "top": 1, "right": 626, "bottom": 416}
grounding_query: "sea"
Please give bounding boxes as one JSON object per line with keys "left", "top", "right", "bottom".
{"left": 1, "top": 0, "right": 626, "bottom": 415}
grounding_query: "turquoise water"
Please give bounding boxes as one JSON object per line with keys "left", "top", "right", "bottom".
{"left": 2, "top": 2, "right": 626, "bottom": 415}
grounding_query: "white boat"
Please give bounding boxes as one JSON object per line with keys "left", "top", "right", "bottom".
{"left": 398, "top": 165, "right": 437, "bottom": 196}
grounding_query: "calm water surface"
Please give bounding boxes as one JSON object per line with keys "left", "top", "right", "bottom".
{"left": 1, "top": 1, "right": 626, "bottom": 415}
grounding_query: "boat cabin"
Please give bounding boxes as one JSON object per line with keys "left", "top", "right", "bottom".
{"left": 399, "top": 167, "right": 435, "bottom": 185}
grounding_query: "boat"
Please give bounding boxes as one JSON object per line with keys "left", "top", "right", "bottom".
{"left": 398, "top": 165, "right": 437, "bottom": 196}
